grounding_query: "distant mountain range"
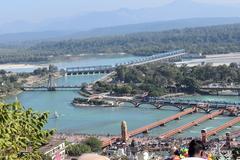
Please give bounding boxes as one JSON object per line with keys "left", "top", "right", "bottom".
{"left": 1, "top": 17, "right": 240, "bottom": 43}
{"left": 1, "top": 0, "right": 240, "bottom": 35}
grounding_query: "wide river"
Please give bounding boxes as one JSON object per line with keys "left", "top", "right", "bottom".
{"left": 5, "top": 55, "right": 240, "bottom": 138}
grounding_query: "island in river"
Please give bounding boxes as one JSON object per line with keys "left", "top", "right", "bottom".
{"left": 72, "top": 97, "right": 120, "bottom": 107}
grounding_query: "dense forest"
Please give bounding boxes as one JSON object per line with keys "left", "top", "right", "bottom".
{"left": 93, "top": 63, "right": 240, "bottom": 96}
{"left": 1, "top": 23, "right": 240, "bottom": 63}
{"left": 31, "top": 23, "right": 240, "bottom": 56}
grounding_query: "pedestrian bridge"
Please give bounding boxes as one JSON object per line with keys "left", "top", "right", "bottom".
{"left": 116, "top": 98, "right": 240, "bottom": 115}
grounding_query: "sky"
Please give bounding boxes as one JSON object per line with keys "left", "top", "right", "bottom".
{"left": 1, "top": 0, "right": 240, "bottom": 25}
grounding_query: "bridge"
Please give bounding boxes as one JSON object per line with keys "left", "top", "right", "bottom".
{"left": 101, "top": 108, "right": 197, "bottom": 148}
{"left": 128, "top": 108, "right": 197, "bottom": 137}
{"left": 159, "top": 110, "right": 224, "bottom": 139}
{"left": 66, "top": 49, "right": 186, "bottom": 75}
{"left": 118, "top": 98, "right": 240, "bottom": 115}
{"left": 206, "top": 116, "right": 240, "bottom": 137}
{"left": 66, "top": 65, "right": 115, "bottom": 76}
{"left": 101, "top": 105, "right": 239, "bottom": 148}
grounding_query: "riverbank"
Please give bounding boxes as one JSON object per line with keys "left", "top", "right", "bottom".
{"left": 0, "top": 89, "right": 22, "bottom": 99}
{"left": 20, "top": 72, "right": 62, "bottom": 86}
{"left": 0, "top": 63, "right": 47, "bottom": 73}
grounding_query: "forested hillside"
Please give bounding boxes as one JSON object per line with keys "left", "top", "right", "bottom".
{"left": 31, "top": 23, "right": 240, "bottom": 56}
{"left": 1, "top": 23, "right": 240, "bottom": 63}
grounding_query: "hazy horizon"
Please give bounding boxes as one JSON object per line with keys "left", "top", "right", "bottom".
{"left": 1, "top": 0, "right": 240, "bottom": 34}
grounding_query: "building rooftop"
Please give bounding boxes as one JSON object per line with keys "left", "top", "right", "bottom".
{"left": 78, "top": 153, "right": 110, "bottom": 160}
{"left": 39, "top": 139, "right": 65, "bottom": 153}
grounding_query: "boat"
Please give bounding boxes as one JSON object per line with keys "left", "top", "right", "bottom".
{"left": 53, "top": 111, "right": 59, "bottom": 119}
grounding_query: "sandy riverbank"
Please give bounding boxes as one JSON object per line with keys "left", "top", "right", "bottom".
{"left": 0, "top": 72, "right": 62, "bottom": 100}
{"left": 0, "top": 63, "right": 46, "bottom": 70}
{"left": 18, "top": 72, "right": 61, "bottom": 86}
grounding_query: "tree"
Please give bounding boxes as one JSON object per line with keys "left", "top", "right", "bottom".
{"left": 181, "top": 77, "right": 200, "bottom": 93}
{"left": 40, "top": 153, "right": 52, "bottom": 160}
{"left": 48, "top": 65, "right": 58, "bottom": 73}
{"left": 84, "top": 137, "right": 102, "bottom": 152}
{"left": 232, "top": 147, "right": 240, "bottom": 160}
{"left": 9, "top": 75, "right": 18, "bottom": 83}
{"left": 0, "top": 101, "right": 54, "bottom": 159}
{"left": 229, "top": 62, "right": 238, "bottom": 69}
{"left": 0, "top": 70, "right": 6, "bottom": 75}
{"left": 66, "top": 144, "right": 91, "bottom": 156}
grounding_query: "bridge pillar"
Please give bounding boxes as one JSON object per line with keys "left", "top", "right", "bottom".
{"left": 160, "top": 123, "right": 165, "bottom": 126}
{"left": 47, "top": 74, "right": 56, "bottom": 91}
{"left": 143, "top": 129, "right": 149, "bottom": 134}
{"left": 135, "top": 103, "right": 140, "bottom": 108}
{"left": 179, "top": 106, "right": 185, "bottom": 111}
{"left": 175, "top": 116, "right": 181, "bottom": 120}
{"left": 194, "top": 122, "right": 199, "bottom": 126}
{"left": 206, "top": 109, "right": 211, "bottom": 114}
{"left": 157, "top": 104, "right": 162, "bottom": 109}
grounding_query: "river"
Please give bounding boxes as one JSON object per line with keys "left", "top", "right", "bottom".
{"left": 4, "top": 55, "right": 240, "bottom": 138}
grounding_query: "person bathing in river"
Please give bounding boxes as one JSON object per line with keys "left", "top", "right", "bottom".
{"left": 182, "top": 139, "right": 207, "bottom": 160}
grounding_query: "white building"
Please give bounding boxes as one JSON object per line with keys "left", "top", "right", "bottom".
{"left": 40, "top": 140, "right": 66, "bottom": 160}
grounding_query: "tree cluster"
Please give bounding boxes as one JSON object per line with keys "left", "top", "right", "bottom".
{"left": 94, "top": 63, "right": 240, "bottom": 96}
{"left": 66, "top": 137, "right": 102, "bottom": 156}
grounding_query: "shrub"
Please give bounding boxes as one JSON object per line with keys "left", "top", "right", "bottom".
{"left": 66, "top": 144, "right": 91, "bottom": 156}
{"left": 84, "top": 137, "right": 102, "bottom": 152}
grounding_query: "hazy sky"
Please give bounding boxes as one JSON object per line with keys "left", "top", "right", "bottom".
{"left": 1, "top": 0, "right": 240, "bottom": 24}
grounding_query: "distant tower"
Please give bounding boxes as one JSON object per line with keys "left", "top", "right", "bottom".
{"left": 47, "top": 74, "right": 56, "bottom": 91}
{"left": 201, "top": 129, "right": 207, "bottom": 144}
{"left": 121, "top": 121, "right": 129, "bottom": 142}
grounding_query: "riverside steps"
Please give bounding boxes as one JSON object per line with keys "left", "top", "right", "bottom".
{"left": 206, "top": 116, "right": 240, "bottom": 137}
{"left": 159, "top": 110, "right": 224, "bottom": 139}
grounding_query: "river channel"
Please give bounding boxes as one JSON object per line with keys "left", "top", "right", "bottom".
{"left": 5, "top": 55, "right": 240, "bottom": 138}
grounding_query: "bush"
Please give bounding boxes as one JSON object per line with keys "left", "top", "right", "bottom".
{"left": 40, "top": 153, "right": 52, "bottom": 160}
{"left": 66, "top": 144, "right": 91, "bottom": 156}
{"left": 84, "top": 137, "right": 102, "bottom": 152}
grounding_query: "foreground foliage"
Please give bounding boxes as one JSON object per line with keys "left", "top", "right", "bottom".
{"left": 0, "top": 101, "right": 54, "bottom": 159}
